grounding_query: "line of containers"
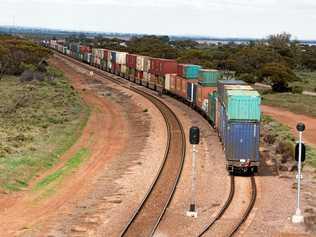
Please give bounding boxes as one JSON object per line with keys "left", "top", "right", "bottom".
{"left": 49, "top": 40, "right": 261, "bottom": 172}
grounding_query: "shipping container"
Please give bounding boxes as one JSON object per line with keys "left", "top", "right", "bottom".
{"left": 111, "top": 51, "right": 116, "bottom": 63}
{"left": 186, "top": 82, "right": 197, "bottom": 103}
{"left": 183, "top": 65, "right": 202, "bottom": 79}
{"left": 208, "top": 92, "right": 217, "bottom": 126}
{"left": 143, "top": 57, "right": 150, "bottom": 72}
{"left": 175, "top": 76, "right": 182, "bottom": 97}
{"left": 116, "top": 52, "right": 127, "bottom": 65}
{"left": 199, "top": 69, "right": 222, "bottom": 85}
{"left": 136, "top": 55, "right": 149, "bottom": 71}
{"left": 224, "top": 85, "right": 254, "bottom": 91}
{"left": 170, "top": 74, "right": 177, "bottom": 94}
{"left": 217, "top": 80, "right": 247, "bottom": 103}
{"left": 165, "top": 74, "right": 171, "bottom": 91}
{"left": 126, "top": 54, "right": 137, "bottom": 69}
{"left": 196, "top": 84, "right": 217, "bottom": 112}
{"left": 219, "top": 104, "right": 227, "bottom": 144}
{"left": 159, "top": 59, "right": 178, "bottom": 76}
{"left": 177, "top": 64, "right": 185, "bottom": 77}
{"left": 215, "top": 99, "right": 221, "bottom": 129}
{"left": 223, "top": 90, "right": 261, "bottom": 121}
{"left": 225, "top": 121, "right": 260, "bottom": 170}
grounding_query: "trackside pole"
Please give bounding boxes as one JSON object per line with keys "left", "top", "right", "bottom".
{"left": 187, "top": 127, "right": 200, "bottom": 218}
{"left": 292, "top": 123, "right": 305, "bottom": 224}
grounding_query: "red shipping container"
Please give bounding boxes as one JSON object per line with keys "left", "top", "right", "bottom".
{"left": 116, "top": 63, "right": 121, "bottom": 74}
{"left": 111, "top": 62, "right": 116, "bottom": 73}
{"left": 159, "top": 59, "right": 177, "bottom": 76}
{"left": 149, "top": 58, "right": 159, "bottom": 74}
{"left": 177, "top": 64, "right": 185, "bottom": 77}
{"left": 196, "top": 84, "right": 217, "bottom": 112}
{"left": 126, "top": 54, "right": 137, "bottom": 68}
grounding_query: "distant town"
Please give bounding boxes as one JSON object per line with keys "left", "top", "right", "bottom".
{"left": 1, "top": 25, "right": 316, "bottom": 46}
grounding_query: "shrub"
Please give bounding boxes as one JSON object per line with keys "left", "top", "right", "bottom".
{"left": 20, "top": 70, "right": 34, "bottom": 81}
{"left": 276, "top": 141, "right": 294, "bottom": 159}
{"left": 291, "top": 86, "right": 303, "bottom": 94}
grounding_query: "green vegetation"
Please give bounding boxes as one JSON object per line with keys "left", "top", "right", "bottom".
{"left": 0, "top": 72, "right": 89, "bottom": 192}
{"left": 262, "top": 93, "right": 316, "bottom": 117}
{"left": 261, "top": 116, "right": 316, "bottom": 168}
{"left": 70, "top": 32, "right": 316, "bottom": 92}
{"left": 291, "top": 71, "right": 316, "bottom": 92}
{"left": 34, "top": 148, "right": 90, "bottom": 190}
{"left": 0, "top": 35, "right": 51, "bottom": 79}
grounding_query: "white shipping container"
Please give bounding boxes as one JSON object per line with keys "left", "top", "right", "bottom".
{"left": 116, "top": 52, "right": 127, "bottom": 65}
{"left": 136, "top": 56, "right": 145, "bottom": 71}
{"left": 108, "top": 51, "right": 112, "bottom": 61}
{"left": 165, "top": 74, "right": 171, "bottom": 91}
{"left": 143, "top": 57, "right": 150, "bottom": 72}
{"left": 121, "top": 65, "right": 127, "bottom": 74}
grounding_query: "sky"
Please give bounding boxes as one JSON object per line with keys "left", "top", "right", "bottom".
{"left": 0, "top": 0, "right": 315, "bottom": 40}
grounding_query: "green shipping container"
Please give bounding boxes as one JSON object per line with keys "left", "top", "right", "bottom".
{"left": 224, "top": 90, "right": 261, "bottom": 121}
{"left": 183, "top": 65, "right": 202, "bottom": 79}
{"left": 208, "top": 92, "right": 217, "bottom": 124}
{"left": 198, "top": 69, "right": 222, "bottom": 84}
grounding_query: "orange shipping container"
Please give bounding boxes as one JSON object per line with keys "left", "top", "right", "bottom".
{"left": 196, "top": 84, "right": 217, "bottom": 113}
{"left": 180, "top": 77, "right": 187, "bottom": 98}
{"left": 170, "top": 74, "right": 177, "bottom": 93}
{"left": 175, "top": 76, "right": 182, "bottom": 97}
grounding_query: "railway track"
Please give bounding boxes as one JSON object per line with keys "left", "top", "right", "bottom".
{"left": 56, "top": 53, "right": 186, "bottom": 237}
{"left": 198, "top": 176, "right": 256, "bottom": 237}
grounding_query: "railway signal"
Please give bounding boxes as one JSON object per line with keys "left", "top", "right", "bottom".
{"left": 187, "top": 127, "right": 200, "bottom": 218}
{"left": 292, "top": 122, "right": 306, "bottom": 224}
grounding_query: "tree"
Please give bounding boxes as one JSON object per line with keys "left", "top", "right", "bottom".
{"left": 259, "top": 62, "right": 297, "bottom": 92}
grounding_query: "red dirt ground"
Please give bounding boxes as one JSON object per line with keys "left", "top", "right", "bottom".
{"left": 262, "top": 105, "right": 316, "bottom": 148}
{"left": 0, "top": 58, "right": 129, "bottom": 236}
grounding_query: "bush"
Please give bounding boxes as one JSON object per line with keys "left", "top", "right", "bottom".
{"left": 291, "top": 86, "right": 303, "bottom": 94}
{"left": 20, "top": 70, "right": 34, "bottom": 81}
{"left": 276, "top": 141, "right": 294, "bottom": 159}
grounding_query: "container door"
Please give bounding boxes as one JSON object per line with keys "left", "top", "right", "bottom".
{"left": 226, "top": 122, "right": 260, "bottom": 161}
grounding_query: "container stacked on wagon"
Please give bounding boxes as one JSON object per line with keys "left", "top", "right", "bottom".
{"left": 48, "top": 41, "right": 261, "bottom": 174}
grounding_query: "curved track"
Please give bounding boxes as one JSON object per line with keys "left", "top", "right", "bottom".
{"left": 198, "top": 176, "right": 256, "bottom": 237}
{"left": 56, "top": 53, "right": 186, "bottom": 237}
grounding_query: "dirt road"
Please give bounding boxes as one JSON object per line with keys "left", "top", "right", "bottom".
{"left": 261, "top": 105, "right": 316, "bottom": 148}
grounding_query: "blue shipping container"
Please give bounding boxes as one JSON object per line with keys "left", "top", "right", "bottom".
{"left": 111, "top": 51, "right": 116, "bottom": 63}
{"left": 225, "top": 121, "right": 260, "bottom": 162}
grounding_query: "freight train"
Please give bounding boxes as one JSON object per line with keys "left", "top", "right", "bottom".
{"left": 48, "top": 40, "right": 261, "bottom": 174}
